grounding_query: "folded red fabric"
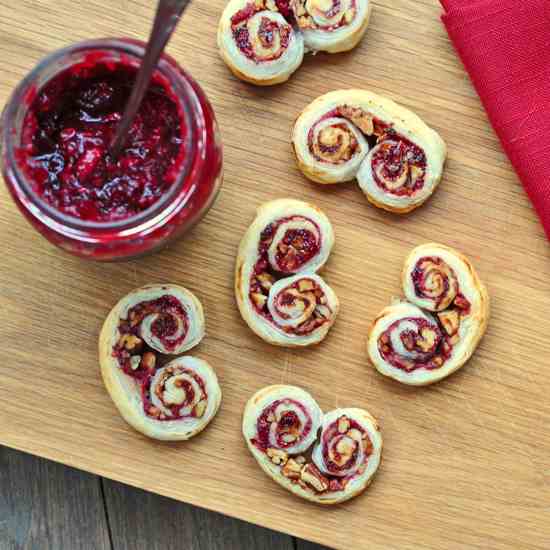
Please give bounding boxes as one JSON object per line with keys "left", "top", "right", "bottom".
{"left": 441, "top": 0, "right": 550, "bottom": 239}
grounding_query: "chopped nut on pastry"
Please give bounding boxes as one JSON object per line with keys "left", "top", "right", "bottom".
{"left": 243, "top": 385, "right": 382, "bottom": 504}
{"left": 367, "top": 244, "right": 490, "bottom": 385}
{"left": 99, "top": 284, "right": 222, "bottom": 441}
{"left": 235, "top": 199, "right": 339, "bottom": 347}
{"left": 292, "top": 89, "right": 447, "bottom": 214}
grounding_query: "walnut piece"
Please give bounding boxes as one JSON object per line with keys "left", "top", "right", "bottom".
{"left": 140, "top": 352, "right": 156, "bottom": 370}
{"left": 410, "top": 164, "right": 425, "bottom": 182}
{"left": 257, "top": 272, "right": 275, "bottom": 291}
{"left": 298, "top": 279, "right": 315, "bottom": 292}
{"left": 251, "top": 292, "right": 268, "bottom": 309}
{"left": 119, "top": 333, "right": 143, "bottom": 353}
{"left": 344, "top": 8, "right": 355, "bottom": 24}
{"left": 337, "top": 416, "right": 350, "bottom": 434}
{"left": 281, "top": 458, "right": 302, "bottom": 480}
{"left": 267, "top": 448, "right": 288, "bottom": 466}
{"left": 338, "top": 105, "right": 374, "bottom": 135}
{"left": 418, "top": 327, "right": 437, "bottom": 352}
{"left": 300, "top": 464, "right": 329, "bottom": 493}
{"left": 348, "top": 428, "right": 363, "bottom": 441}
{"left": 438, "top": 310, "right": 460, "bottom": 336}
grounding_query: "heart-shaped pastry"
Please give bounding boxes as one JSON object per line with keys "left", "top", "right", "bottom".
{"left": 235, "top": 199, "right": 339, "bottom": 346}
{"left": 292, "top": 89, "right": 447, "bottom": 213}
{"left": 368, "top": 244, "right": 490, "bottom": 385}
{"left": 99, "top": 284, "right": 222, "bottom": 440}
{"left": 217, "top": 0, "right": 372, "bottom": 86}
{"left": 243, "top": 385, "right": 382, "bottom": 504}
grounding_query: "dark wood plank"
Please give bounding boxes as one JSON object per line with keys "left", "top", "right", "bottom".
{"left": 102, "top": 478, "right": 294, "bottom": 550}
{"left": 0, "top": 446, "right": 111, "bottom": 550}
{"left": 297, "top": 541, "right": 330, "bottom": 550}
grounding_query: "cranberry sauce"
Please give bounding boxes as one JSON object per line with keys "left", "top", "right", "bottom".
{"left": 412, "top": 256, "right": 452, "bottom": 307}
{"left": 230, "top": 2, "right": 291, "bottom": 62}
{"left": 308, "top": 108, "right": 385, "bottom": 162}
{"left": 18, "top": 59, "right": 186, "bottom": 222}
{"left": 321, "top": 417, "right": 373, "bottom": 476}
{"left": 248, "top": 217, "right": 328, "bottom": 334}
{"left": 141, "top": 368, "right": 207, "bottom": 421}
{"left": 308, "top": 106, "right": 427, "bottom": 194}
{"left": 378, "top": 317, "right": 452, "bottom": 372}
{"left": 252, "top": 399, "right": 312, "bottom": 451}
{"left": 113, "top": 295, "right": 189, "bottom": 378}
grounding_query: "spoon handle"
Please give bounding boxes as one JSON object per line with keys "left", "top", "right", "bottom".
{"left": 110, "top": 0, "right": 192, "bottom": 156}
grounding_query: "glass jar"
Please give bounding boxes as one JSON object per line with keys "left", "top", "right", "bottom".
{"left": 0, "top": 39, "right": 223, "bottom": 261}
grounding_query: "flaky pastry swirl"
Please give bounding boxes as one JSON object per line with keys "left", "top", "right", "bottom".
{"left": 235, "top": 199, "right": 339, "bottom": 346}
{"left": 243, "top": 385, "right": 382, "bottom": 504}
{"left": 218, "top": 0, "right": 372, "bottom": 86}
{"left": 99, "top": 284, "right": 221, "bottom": 440}
{"left": 367, "top": 244, "right": 490, "bottom": 385}
{"left": 292, "top": 89, "right": 447, "bottom": 213}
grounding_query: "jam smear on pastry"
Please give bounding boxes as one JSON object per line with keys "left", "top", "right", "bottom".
{"left": 243, "top": 385, "right": 382, "bottom": 504}
{"left": 235, "top": 199, "right": 339, "bottom": 346}
{"left": 218, "top": 0, "right": 372, "bottom": 86}
{"left": 367, "top": 244, "right": 489, "bottom": 385}
{"left": 293, "top": 90, "right": 446, "bottom": 213}
{"left": 99, "top": 285, "right": 221, "bottom": 440}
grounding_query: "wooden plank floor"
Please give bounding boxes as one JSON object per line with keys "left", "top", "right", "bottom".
{"left": 0, "top": 446, "right": 327, "bottom": 550}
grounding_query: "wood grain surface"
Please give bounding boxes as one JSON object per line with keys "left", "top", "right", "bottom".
{"left": 1, "top": 1, "right": 549, "bottom": 549}
{"left": 1, "top": 446, "right": 305, "bottom": 550}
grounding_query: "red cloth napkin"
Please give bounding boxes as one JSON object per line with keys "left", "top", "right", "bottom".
{"left": 441, "top": 0, "right": 550, "bottom": 239}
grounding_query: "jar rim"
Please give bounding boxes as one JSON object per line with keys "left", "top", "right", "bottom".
{"left": 1, "top": 38, "right": 199, "bottom": 232}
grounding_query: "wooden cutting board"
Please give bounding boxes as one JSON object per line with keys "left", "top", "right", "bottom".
{"left": 1, "top": 1, "right": 549, "bottom": 549}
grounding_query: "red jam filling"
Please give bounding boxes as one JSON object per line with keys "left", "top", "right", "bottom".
{"left": 307, "top": 108, "right": 388, "bottom": 162}
{"left": 412, "top": 256, "right": 453, "bottom": 307}
{"left": 18, "top": 58, "right": 185, "bottom": 222}
{"left": 370, "top": 135, "right": 427, "bottom": 196}
{"left": 275, "top": 229, "right": 319, "bottom": 272}
{"left": 141, "top": 367, "right": 207, "bottom": 421}
{"left": 113, "top": 295, "right": 189, "bottom": 379}
{"left": 379, "top": 316, "right": 451, "bottom": 372}
{"left": 270, "top": 277, "right": 330, "bottom": 335}
{"left": 307, "top": 107, "right": 427, "bottom": 195}
{"left": 275, "top": 0, "right": 293, "bottom": 20}
{"left": 321, "top": 418, "right": 372, "bottom": 475}
{"left": 252, "top": 399, "right": 312, "bottom": 451}
{"left": 295, "top": 0, "right": 356, "bottom": 31}
{"left": 230, "top": 2, "right": 291, "bottom": 62}
{"left": 248, "top": 217, "right": 328, "bottom": 335}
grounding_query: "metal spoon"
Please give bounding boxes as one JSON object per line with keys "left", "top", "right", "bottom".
{"left": 110, "top": 0, "right": 191, "bottom": 157}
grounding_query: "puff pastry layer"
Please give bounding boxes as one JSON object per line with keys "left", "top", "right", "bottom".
{"left": 367, "top": 244, "right": 490, "bottom": 385}
{"left": 235, "top": 199, "right": 339, "bottom": 346}
{"left": 218, "top": 0, "right": 372, "bottom": 85}
{"left": 99, "top": 284, "right": 221, "bottom": 440}
{"left": 292, "top": 89, "right": 447, "bottom": 213}
{"left": 243, "top": 385, "right": 382, "bottom": 504}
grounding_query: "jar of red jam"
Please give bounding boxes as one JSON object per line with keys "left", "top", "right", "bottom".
{"left": 0, "top": 39, "right": 222, "bottom": 260}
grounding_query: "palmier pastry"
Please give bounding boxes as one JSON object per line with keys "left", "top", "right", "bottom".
{"left": 243, "top": 385, "right": 382, "bottom": 504}
{"left": 292, "top": 89, "right": 447, "bottom": 213}
{"left": 218, "top": 0, "right": 372, "bottom": 85}
{"left": 235, "top": 199, "right": 339, "bottom": 346}
{"left": 99, "top": 284, "right": 222, "bottom": 440}
{"left": 367, "top": 244, "right": 489, "bottom": 385}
